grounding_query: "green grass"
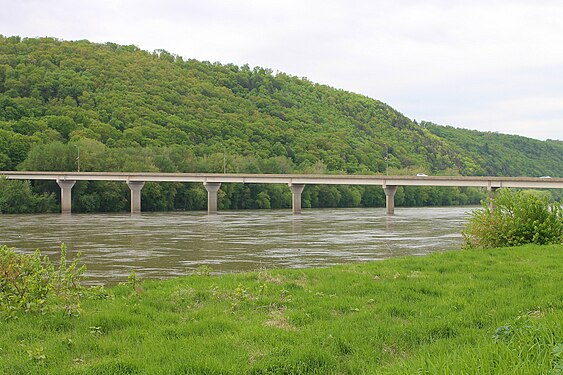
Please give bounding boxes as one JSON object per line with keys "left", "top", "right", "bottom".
{"left": 1, "top": 244, "right": 562, "bottom": 374}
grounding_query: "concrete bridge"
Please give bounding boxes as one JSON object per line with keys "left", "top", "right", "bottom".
{"left": 2, "top": 171, "right": 562, "bottom": 214}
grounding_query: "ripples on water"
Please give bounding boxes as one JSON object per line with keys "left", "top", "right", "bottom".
{"left": 0, "top": 207, "right": 474, "bottom": 284}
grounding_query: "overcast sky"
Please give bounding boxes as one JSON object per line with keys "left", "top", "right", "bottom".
{"left": 3, "top": 0, "right": 563, "bottom": 140}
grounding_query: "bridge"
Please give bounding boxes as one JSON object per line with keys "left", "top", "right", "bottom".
{"left": 2, "top": 171, "right": 562, "bottom": 214}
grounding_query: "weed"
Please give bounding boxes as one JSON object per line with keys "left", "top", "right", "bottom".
{"left": 279, "top": 288, "right": 292, "bottom": 303}
{"left": 551, "top": 343, "right": 563, "bottom": 375}
{"left": 84, "top": 285, "right": 112, "bottom": 300}
{"left": 89, "top": 326, "right": 103, "bottom": 336}
{"left": 63, "top": 302, "right": 81, "bottom": 318}
{"left": 195, "top": 265, "right": 212, "bottom": 276}
{"left": 0, "top": 244, "right": 84, "bottom": 319}
{"left": 26, "top": 346, "right": 46, "bottom": 362}
{"left": 233, "top": 284, "right": 249, "bottom": 300}
{"left": 126, "top": 270, "right": 144, "bottom": 295}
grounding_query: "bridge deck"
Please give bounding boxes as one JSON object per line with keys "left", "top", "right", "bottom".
{"left": 2, "top": 171, "right": 563, "bottom": 189}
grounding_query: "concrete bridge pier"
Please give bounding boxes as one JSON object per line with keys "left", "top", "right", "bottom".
{"left": 204, "top": 182, "right": 221, "bottom": 214}
{"left": 57, "top": 180, "right": 76, "bottom": 214}
{"left": 289, "top": 183, "right": 305, "bottom": 214}
{"left": 487, "top": 186, "right": 499, "bottom": 210}
{"left": 127, "top": 181, "right": 145, "bottom": 214}
{"left": 383, "top": 185, "right": 398, "bottom": 215}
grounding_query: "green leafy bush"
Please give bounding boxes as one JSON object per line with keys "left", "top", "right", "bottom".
{"left": 463, "top": 189, "right": 562, "bottom": 248}
{"left": 0, "top": 244, "right": 86, "bottom": 319}
{"left": 0, "top": 177, "right": 57, "bottom": 214}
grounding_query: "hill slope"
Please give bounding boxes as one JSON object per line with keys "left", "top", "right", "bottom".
{"left": 0, "top": 36, "right": 561, "bottom": 212}
{"left": 424, "top": 122, "right": 563, "bottom": 177}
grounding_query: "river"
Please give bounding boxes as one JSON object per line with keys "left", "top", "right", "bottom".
{"left": 0, "top": 206, "right": 475, "bottom": 284}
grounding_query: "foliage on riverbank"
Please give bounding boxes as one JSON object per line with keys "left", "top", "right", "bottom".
{"left": 0, "top": 244, "right": 106, "bottom": 319}
{"left": 1, "top": 244, "right": 562, "bottom": 374}
{"left": 464, "top": 189, "right": 563, "bottom": 248}
{"left": 0, "top": 177, "right": 57, "bottom": 213}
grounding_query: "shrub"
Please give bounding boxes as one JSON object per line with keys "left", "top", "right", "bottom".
{"left": 0, "top": 244, "right": 86, "bottom": 319}
{"left": 0, "top": 177, "right": 58, "bottom": 214}
{"left": 463, "top": 189, "right": 562, "bottom": 248}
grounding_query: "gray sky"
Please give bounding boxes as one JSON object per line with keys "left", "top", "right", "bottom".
{"left": 3, "top": 0, "right": 563, "bottom": 140}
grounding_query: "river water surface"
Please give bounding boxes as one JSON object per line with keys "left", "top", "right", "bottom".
{"left": 0, "top": 206, "right": 475, "bottom": 284}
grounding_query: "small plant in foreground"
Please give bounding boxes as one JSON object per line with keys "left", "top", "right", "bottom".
{"left": 126, "top": 270, "right": 144, "bottom": 294}
{"left": 194, "top": 264, "right": 212, "bottom": 276}
{"left": 551, "top": 344, "right": 563, "bottom": 375}
{"left": 463, "top": 189, "right": 562, "bottom": 248}
{"left": 0, "top": 244, "right": 85, "bottom": 319}
{"left": 26, "top": 346, "right": 46, "bottom": 363}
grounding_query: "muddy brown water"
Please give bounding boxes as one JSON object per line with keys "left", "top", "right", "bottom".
{"left": 0, "top": 206, "right": 475, "bottom": 285}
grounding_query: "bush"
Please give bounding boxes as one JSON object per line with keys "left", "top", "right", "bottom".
{"left": 0, "top": 177, "right": 57, "bottom": 213}
{"left": 0, "top": 244, "right": 86, "bottom": 319}
{"left": 463, "top": 189, "right": 562, "bottom": 248}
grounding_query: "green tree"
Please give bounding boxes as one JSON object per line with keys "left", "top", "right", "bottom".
{"left": 0, "top": 177, "right": 57, "bottom": 213}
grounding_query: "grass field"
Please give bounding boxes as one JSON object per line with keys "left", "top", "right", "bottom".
{"left": 1, "top": 244, "right": 562, "bottom": 374}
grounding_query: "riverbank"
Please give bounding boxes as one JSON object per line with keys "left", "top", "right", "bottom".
{"left": 1, "top": 244, "right": 562, "bottom": 374}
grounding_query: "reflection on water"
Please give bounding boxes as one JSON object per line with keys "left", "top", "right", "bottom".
{"left": 0, "top": 207, "right": 474, "bottom": 284}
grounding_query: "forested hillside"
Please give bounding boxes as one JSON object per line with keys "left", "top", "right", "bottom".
{"left": 0, "top": 36, "right": 561, "bottom": 213}
{"left": 424, "top": 122, "right": 563, "bottom": 177}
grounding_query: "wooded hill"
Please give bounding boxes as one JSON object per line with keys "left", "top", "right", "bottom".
{"left": 1, "top": 36, "right": 561, "bottom": 213}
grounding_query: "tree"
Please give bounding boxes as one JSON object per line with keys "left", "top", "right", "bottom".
{"left": 0, "top": 177, "right": 57, "bottom": 213}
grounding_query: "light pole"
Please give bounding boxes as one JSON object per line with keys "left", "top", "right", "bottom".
{"left": 75, "top": 145, "right": 80, "bottom": 172}
{"left": 223, "top": 147, "right": 226, "bottom": 174}
{"left": 385, "top": 143, "right": 389, "bottom": 176}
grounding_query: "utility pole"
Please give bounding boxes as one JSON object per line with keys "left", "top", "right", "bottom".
{"left": 221, "top": 143, "right": 226, "bottom": 173}
{"left": 75, "top": 145, "right": 80, "bottom": 172}
{"left": 385, "top": 143, "right": 389, "bottom": 176}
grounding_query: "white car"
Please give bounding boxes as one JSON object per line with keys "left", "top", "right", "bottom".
{"left": 540, "top": 176, "right": 551, "bottom": 178}
{"left": 416, "top": 173, "right": 428, "bottom": 177}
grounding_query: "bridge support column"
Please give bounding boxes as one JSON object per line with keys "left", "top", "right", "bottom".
{"left": 204, "top": 182, "right": 221, "bottom": 214}
{"left": 289, "top": 183, "right": 305, "bottom": 214}
{"left": 384, "top": 185, "right": 398, "bottom": 215}
{"left": 487, "top": 186, "right": 499, "bottom": 210}
{"left": 57, "top": 180, "right": 76, "bottom": 214}
{"left": 127, "top": 181, "right": 145, "bottom": 214}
